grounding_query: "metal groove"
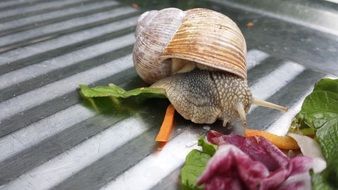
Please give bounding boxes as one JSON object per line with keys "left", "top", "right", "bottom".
{"left": 0, "top": 67, "right": 139, "bottom": 138}
{"left": 0, "top": 8, "right": 139, "bottom": 54}
{"left": 0, "top": 0, "right": 84, "bottom": 19}
{"left": 0, "top": 0, "right": 49, "bottom": 12}
{"left": 51, "top": 122, "right": 172, "bottom": 190}
{"left": 0, "top": 45, "right": 133, "bottom": 102}
{"left": 247, "top": 56, "right": 284, "bottom": 86}
{"left": 100, "top": 130, "right": 200, "bottom": 190}
{"left": 150, "top": 169, "right": 181, "bottom": 190}
{"left": 1, "top": 116, "right": 155, "bottom": 190}
{"left": 0, "top": 15, "right": 138, "bottom": 70}
{"left": 0, "top": 3, "right": 123, "bottom": 37}
{"left": 55, "top": 118, "right": 231, "bottom": 190}
{"left": 0, "top": 6, "right": 135, "bottom": 47}
{"left": 248, "top": 69, "right": 325, "bottom": 129}
{"left": 0, "top": 105, "right": 95, "bottom": 163}
{"left": 0, "top": 26, "right": 134, "bottom": 80}
{"left": 0, "top": 33, "right": 137, "bottom": 91}
{"left": 0, "top": 114, "right": 128, "bottom": 185}
{"left": 210, "top": 1, "right": 338, "bottom": 76}
{"left": 210, "top": 0, "right": 338, "bottom": 36}
{"left": 0, "top": 0, "right": 115, "bottom": 23}
{"left": 0, "top": 92, "right": 78, "bottom": 138}
{"left": 0, "top": 0, "right": 27, "bottom": 8}
{"left": 0, "top": 25, "right": 136, "bottom": 75}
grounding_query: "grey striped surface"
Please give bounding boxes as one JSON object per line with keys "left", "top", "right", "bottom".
{"left": 0, "top": 0, "right": 335, "bottom": 190}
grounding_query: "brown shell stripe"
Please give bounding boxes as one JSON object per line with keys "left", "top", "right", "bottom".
{"left": 168, "top": 32, "right": 246, "bottom": 64}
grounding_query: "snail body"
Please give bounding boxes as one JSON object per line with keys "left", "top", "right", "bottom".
{"left": 133, "top": 8, "right": 287, "bottom": 127}
{"left": 152, "top": 70, "right": 252, "bottom": 126}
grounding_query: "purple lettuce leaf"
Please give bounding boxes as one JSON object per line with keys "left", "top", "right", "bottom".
{"left": 197, "top": 145, "right": 270, "bottom": 190}
{"left": 197, "top": 131, "right": 318, "bottom": 190}
{"left": 207, "top": 131, "right": 289, "bottom": 171}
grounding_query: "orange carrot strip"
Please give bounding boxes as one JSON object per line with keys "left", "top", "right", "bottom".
{"left": 155, "top": 104, "right": 175, "bottom": 143}
{"left": 245, "top": 128, "right": 299, "bottom": 150}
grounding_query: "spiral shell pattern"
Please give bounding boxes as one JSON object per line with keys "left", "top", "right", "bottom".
{"left": 133, "top": 8, "right": 247, "bottom": 84}
{"left": 133, "top": 8, "right": 186, "bottom": 83}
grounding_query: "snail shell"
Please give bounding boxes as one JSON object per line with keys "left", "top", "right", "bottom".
{"left": 133, "top": 8, "right": 247, "bottom": 84}
{"left": 132, "top": 8, "right": 287, "bottom": 127}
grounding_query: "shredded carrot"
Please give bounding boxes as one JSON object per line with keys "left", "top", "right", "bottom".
{"left": 155, "top": 104, "right": 176, "bottom": 145}
{"left": 245, "top": 128, "right": 299, "bottom": 150}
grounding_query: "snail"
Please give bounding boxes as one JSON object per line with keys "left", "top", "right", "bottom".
{"left": 133, "top": 8, "right": 287, "bottom": 127}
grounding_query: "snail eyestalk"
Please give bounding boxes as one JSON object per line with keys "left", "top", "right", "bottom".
{"left": 222, "top": 119, "right": 229, "bottom": 127}
{"left": 252, "top": 98, "right": 288, "bottom": 112}
{"left": 236, "top": 103, "right": 247, "bottom": 127}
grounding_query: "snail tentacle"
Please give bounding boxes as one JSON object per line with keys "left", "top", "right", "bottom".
{"left": 252, "top": 98, "right": 288, "bottom": 112}
{"left": 235, "top": 102, "right": 247, "bottom": 128}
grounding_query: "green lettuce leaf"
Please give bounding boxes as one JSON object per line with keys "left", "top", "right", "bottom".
{"left": 79, "top": 84, "right": 166, "bottom": 99}
{"left": 292, "top": 78, "right": 338, "bottom": 189}
{"left": 180, "top": 150, "right": 210, "bottom": 190}
{"left": 312, "top": 172, "right": 333, "bottom": 190}
{"left": 198, "top": 138, "right": 216, "bottom": 156}
{"left": 180, "top": 138, "right": 215, "bottom": 190}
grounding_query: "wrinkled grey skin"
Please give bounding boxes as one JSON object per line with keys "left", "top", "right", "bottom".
{"left": 152, "top": 69, "right": 252, "bottom": 126}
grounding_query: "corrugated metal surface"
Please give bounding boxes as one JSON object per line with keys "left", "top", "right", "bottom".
{"left": 0, "top": 0, "right": 337, "bottom": 189}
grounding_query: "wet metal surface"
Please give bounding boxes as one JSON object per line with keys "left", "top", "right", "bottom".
{"left": 0, "top": 0, "right": 337, "bottom": 189}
